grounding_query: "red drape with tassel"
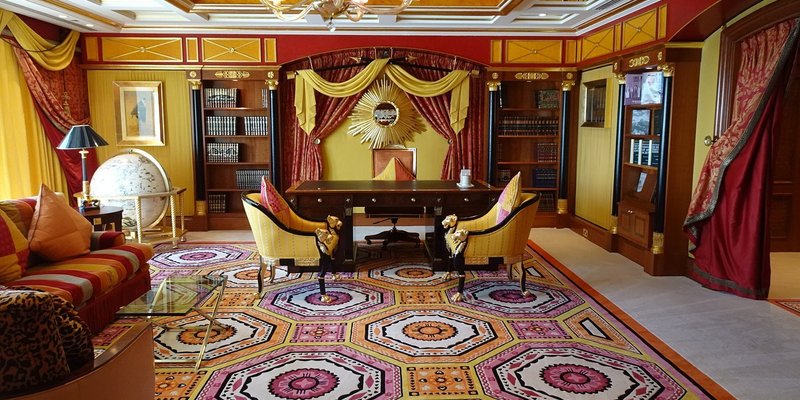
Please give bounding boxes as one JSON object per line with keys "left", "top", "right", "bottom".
{"left": 12, "top": 44, "right": 92, "bottom": 198}
{"left": 684, "top": 19, "right": 799, "bottom": 299}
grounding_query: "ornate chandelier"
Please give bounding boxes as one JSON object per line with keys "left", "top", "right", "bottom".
{"left": 260, "top": 0, "right": 413, "bottom": 31}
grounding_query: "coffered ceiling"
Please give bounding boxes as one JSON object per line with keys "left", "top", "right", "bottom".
{"left": 1, "top": 0, "right": 657, "bottom": 35}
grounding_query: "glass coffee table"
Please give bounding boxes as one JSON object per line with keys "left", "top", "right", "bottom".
{"left": 118, "top": 275, "right": 227, "bottom": 369}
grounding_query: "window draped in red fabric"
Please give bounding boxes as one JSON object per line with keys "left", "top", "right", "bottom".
{"left": 12, "top": 45, "right": 92, "bottom": 199}
{"left": 281, "top": 48, "right": 485, "bottom": 187}
{"left": 684, "top": 19, "right": 799, "bottom": 299}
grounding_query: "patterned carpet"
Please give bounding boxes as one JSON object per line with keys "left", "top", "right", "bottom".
{"left": 95, "top": 241, "right": 729, "bottom": 399}
{"left": 769, "top": 300, "right": 800, "bottom": 317}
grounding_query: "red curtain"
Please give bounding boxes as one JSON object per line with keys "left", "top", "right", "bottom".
{"left": 12, "top": 45, "right": 92, "bottom": 198}
{"left": 281, "top": 48, "right": 486, "bottom": 187}
{"left": 684, "top": 19, "right": 799, "bottom": 299}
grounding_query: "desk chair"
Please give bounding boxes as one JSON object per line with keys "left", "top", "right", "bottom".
{"left": 364, "top": 148, "right": 423, "bottom": 249}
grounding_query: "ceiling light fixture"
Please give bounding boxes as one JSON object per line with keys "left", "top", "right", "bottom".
{"left": 538, "top": 13, "right": 547, "bottom": 17}
{"left": 260, "top": 0, "right": 412, "bottom": 30}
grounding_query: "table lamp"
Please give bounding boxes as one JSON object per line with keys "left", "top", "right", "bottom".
{"left": 57, "top": 124, "right": 109, "bottom": 210}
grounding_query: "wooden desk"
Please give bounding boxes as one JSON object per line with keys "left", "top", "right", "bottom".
{"left": 285, "top": 180, "right": 501, "bottom": 270}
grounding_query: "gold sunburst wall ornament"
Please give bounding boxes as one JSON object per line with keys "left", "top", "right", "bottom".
{"left": 348, "top": 77, "right": 424, "bottom": 149}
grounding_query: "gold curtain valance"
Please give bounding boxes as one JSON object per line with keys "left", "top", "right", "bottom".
{"left": 0, "top": 10, "right": 79, "bottom": 71}
{"left": 294, "top": 58, "right": 470, "bottom": 135}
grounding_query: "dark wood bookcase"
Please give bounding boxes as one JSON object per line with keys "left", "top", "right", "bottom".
{"left": 488, "top": 70, "right": 569, "bottom": 227}
{"left": 614, "top": 47, "right": 701, "bottom": 275}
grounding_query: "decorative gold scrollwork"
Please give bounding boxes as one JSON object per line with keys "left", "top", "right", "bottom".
{"left": 514, "top": 72, "right": 549, "bottom": 80}
{"left": 214, "top": 70, "right": 251, "bottom": 79}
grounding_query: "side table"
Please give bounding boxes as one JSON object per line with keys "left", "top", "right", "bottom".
{"left": 77, "top": 206, "right": 124, "bottom": 232}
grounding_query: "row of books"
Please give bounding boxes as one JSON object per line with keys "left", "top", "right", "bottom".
{"left": 539, "top": 192, "right": 556, "bottom": 212}
{"left": 235, "top": 169, "right": 269, "bottom": 190}
{"left": 208, "top": 193, "right": 227, "bottom": 214}
{"left": 205, "top": 88, "right": 238, "bottom": 108}
{"left": 499, "top": 116, "right": 559, "bottom": 136}
{"left": 207, "top": 143, "right": 240, "bottom": 163}
{"left": 532, "top": 168, "right": 558, "bottom": 188}
{"left": 630, "top": 139, "right": 661, "bottom": 167}
{"left": 206, "top": 116, "right": 237, "bottom": 136}
{"left": 536, "top": 142, "right": 558, "bottom": 162}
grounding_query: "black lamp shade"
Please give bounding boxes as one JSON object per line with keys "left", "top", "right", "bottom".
{"left": 57, "top": 125, "right": 109, "bottom": 149}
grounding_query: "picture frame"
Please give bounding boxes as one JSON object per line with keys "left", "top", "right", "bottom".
{"left": 535, "top": 89, "right": 559, "bottom": 109}
{"left": 630, "top": 109, "right": 650, "bottom": 135}
{"left": 639, "top": 71, "right": 664, "bottom": 105}
{"left": 114, "top": 81, "right": 165, "bottom": 146}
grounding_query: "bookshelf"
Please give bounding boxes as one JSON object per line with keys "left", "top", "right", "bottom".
{"left": 198, "top": 68, "right": 278, "bottom": 230}
{"left": 489, "top": 70, "right": 567, "bottom": 226}
{"left": 613, "top": 47, "right": 701, "bottom": 276}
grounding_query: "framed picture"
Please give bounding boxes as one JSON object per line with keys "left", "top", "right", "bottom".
{"left": 624, "top": 74, "right": 642, "bottom": 105}
{"left": 536, "top": 89, "right": 559, "bottom": 109}
{"left": 630, "top": 109, "right": 650, "bottom": 135}
{"left": 640, "top": 71, "right": 663, "bottom": 105}
{"left": 114, "top": 81, "right": 165, "bottom": 146}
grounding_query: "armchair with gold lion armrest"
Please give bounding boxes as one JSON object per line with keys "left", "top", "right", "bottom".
{"left": 443, "top": 192, "right": 540, "bottom": 302}
{"left": 242, "top": 192, "right": 342, "bottom": 303}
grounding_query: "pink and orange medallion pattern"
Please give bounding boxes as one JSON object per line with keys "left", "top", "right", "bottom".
{"left": 94, "top": 241, "right": 729, "bottom": 399}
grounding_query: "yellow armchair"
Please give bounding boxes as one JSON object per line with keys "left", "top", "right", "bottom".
{"left": 443, "top": 192, "right": 540, "bottom": 301}
{"left": 242, "top": 192, "right": 341, "bottom": 302}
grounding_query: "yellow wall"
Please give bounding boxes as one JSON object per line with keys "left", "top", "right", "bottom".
{"left": 692, "top": 0, "right": 778, "bottom": 188}
{"left": 574, "top": 65, "right": 619, "bottom": 229}
{"left": 321, "top": 120, "right": 449, "bottom": 180}
{"left": 86, "top": 70, "right": 195, "bottom": 215}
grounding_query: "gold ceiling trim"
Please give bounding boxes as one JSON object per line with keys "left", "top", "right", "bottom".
{"left": 42, "top": 0, "right": 120, "bottom": 27}
{"left": 164, "top": 0, "right": 194, "bottom": 13}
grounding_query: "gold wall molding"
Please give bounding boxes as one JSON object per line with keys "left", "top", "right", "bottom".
{"left": 490, "top": 40, "right": 503, "bottom": 64}
{"left": 264, "top": 38, "right": 277, "bottom": 63}
{"left": 202, "top": 38, "right": 261, "bottom": 63}
{"left": 565, "top": 40, "right": 578, "bottom": 64}
{"left": 514, "top": 72, "right": 549, "bottom": 80}
{"left": 658, "top": 5, "right": 668, "bottom": 39}
{"left": 505, "top": 40, "right": 563, "bottom": 64}
{"left": 186, "top": 38, "right": 199, "bottom": 62}
{"left": 101, "top": 37, "right": 183, "bottom": 63}
{"left": 581, "top": 27, "right": 615, "bottom": 61}
{"left": 84, "top": 37, "right": 99, "bottom": 62}
{"left": 214, "top": 70, "right": 251, "bottom": 79}
{"left": 622, "top": 9, "right": 658, "bottom": 50}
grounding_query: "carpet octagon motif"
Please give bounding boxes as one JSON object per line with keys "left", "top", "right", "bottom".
{"left": 96, "top": 242, "right": 728, "bottom": 399}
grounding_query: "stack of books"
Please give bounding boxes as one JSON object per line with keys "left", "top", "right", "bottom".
{"left": 206, "top": 116, "right": 237, "bottom": 135}
{"left": 236, "top": 169, "right": 269, "bottom": 190}
{"left": 243, "top": 116, "right": 269, "bottom": 136}
{"left": 532, "top": 168, "right": 557, "bottom": 188}
{"left": 536, "top": 142, "right": 558, "bottom": 162}
{"left": 499, "top": 116, "right": 559, "bottom": 136}
{"left": 208, "top": 193, "right": 227, "bottom": 213}
{"left": 207, "top": 143, "right": 240, "bottom": 163}
{"left": 204, "top": 88, "right": 238, "bottom": 108}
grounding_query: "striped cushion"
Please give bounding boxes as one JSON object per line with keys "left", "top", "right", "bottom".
{"left": 5, "top": 243, "right": 153, "bottom": 307}
{"left": 0, "top": 199, "right": 34, "bottom": 237}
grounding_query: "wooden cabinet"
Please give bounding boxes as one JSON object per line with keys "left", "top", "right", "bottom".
{"left": 613, "top": 47, "right": 701, "bottom": 275}
{"left": 199, "top": 68, "right": 278, "bottom": 229}
{"left": 489, "top": 70, "right": 570, "bottom": 226}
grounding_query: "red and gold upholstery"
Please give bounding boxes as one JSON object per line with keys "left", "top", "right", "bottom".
{"left": 443, "top": 190, "right": 540, "bottom": 301}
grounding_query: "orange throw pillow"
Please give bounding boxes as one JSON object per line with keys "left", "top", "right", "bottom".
{"left": 27, "top": 184, "right": 92, "bottom": 262}
{"left": 0, "top": 209, "right": 29, "bottom": 283}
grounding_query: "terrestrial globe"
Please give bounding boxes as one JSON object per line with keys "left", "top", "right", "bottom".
{"left": 90, "top": 149, "right": 171, "bottom": 229}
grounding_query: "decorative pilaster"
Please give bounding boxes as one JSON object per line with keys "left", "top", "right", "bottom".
{"left": 558, "top": 74, "right": 574, "bottom": 215}
{"left": 652, "top": 63, "right": 674, "bottom": 248}
{"left": 267, "top": 71, "right": 281, "bottom": 192}
{"left": 487, "top": 73, "right": 501, "bottom": 186}
{"left": 611, "top": 70, "right": 626, "bottom": 231}
{"left": 187, "top": 72, "right": 206, "bottom": 217}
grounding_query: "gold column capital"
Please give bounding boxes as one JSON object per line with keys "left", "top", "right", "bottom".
{"left": 651, "top": 232, "right": 664, "bottom": 254}
{"left": 610, "top": 215, "right": 618, "bottom": 234}
{"left": 557, "top": 198, "right": 568, "bottom": 214}
{"left": 188, "top": 79, "right": 201, "bottom": 91}
{"left": 615, "top": 73, "right": 626, "bottom": 85}
{"left": 658, "top": 63, "right": 675, "bottom": 78}
{"left": 487, "top": 80, "right": 501, "bottom": 92}
{"left": 561, "top": 80, "right": 575, "bottom": 92}
{"left": 267, "top": 79, "right": 279, "bottom": 91}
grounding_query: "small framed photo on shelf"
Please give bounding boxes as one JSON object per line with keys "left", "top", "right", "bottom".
{"left": 535, "top": 89, "right": 559, "bottom": 109}
{"left": 630, "top": 109, "right": 650, "bottom": 135}
{"left": 640, "top": 71, "right": 664, "bottom": 105}
{"left": 635, "top": 171, "right": 648, "bottom": 193}
{"left": 624, "top": 74, "right": 642, "bottom": 105}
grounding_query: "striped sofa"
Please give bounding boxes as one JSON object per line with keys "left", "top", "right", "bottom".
{"left": 1, "top": 197, "right": 153, "bottom": 333}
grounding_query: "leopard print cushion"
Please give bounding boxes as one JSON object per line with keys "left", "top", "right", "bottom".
{"left": 49, "top": 293, "right": 94, "bottom": 370}
{"left": 0, "top": 289, "right": 70, "bottom": 394}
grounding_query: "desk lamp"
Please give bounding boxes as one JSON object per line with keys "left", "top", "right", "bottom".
{"left": 57, "top": 125, "right": 109, "bottom": 210}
